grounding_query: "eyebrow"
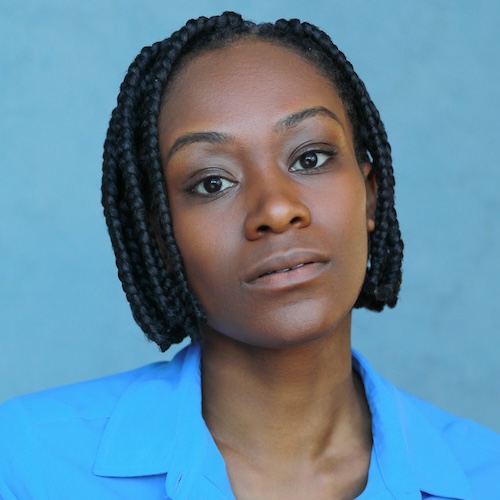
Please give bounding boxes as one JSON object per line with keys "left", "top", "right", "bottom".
{"left": 275, "top": 106, "right": 343, "bottom": 133}
{"left": 165, "top": 106, "right": 343, "bottom": 161}
{"left": 165, "top": 131, "right": 232, "bottom": 162}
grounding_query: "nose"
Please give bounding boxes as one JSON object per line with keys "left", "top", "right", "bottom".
{"left": 243, "top": 174, "right": 312, "bottom": 240}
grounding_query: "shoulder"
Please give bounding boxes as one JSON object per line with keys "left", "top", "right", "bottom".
{"left": 0, "top": 361, "right": 168, "bottom": 424}
{"left": 0, "top": 344, "right": 201, "bottom": 498}
{"left": 402, "top": 389, "right": 500, "bottom": 461}
{"left": 353, "top": 349, "right": 500, "bottom": 499}
{"left": 397, "top": 387, "right": 500, "bottom": 496}
{"left": 0, "top": 360, "right": 177, "bottom": 497}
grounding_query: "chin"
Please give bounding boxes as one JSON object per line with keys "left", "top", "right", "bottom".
{"left": 204, "top": 303, "right": 353, "bottom": 351}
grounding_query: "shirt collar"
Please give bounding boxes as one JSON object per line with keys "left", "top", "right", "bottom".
{"left": 93, "top": 343, "right": 233, "bottom": 498}
{"left": 92, "top": 344, "right": 471, "bottom": 499}
{"left": 353, "top": 349, "right": 471, "bottom": 500}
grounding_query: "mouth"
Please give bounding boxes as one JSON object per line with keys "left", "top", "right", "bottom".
{"left": 245, "top": 250, "right": 330, "bottom": 289}
{"left": 258, "top": 261, "right": 315, "bottom": 278}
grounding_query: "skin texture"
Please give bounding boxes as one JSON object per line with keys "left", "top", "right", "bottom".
{"left": 159, "top": 39, "right": 376, "bottom": 499}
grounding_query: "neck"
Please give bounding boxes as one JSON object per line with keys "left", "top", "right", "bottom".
{"left": 201, "top": 316, "right": 371, "bottom": 464}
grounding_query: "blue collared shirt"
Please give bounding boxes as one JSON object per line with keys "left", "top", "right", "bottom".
{"left": 0, "top": 344, "right": 499, "bottom": 499}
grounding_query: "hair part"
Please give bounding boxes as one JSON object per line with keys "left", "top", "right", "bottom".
{"left": 102, "top": 11, "right": 403, "bottom": 351}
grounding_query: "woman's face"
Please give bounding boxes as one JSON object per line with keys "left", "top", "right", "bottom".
{"left": 159, "top": 39, "right": 375, "bottom": 348}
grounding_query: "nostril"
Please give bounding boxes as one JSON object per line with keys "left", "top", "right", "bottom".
{"left": 245, "top": 196, "right": 311, "bottom": 239}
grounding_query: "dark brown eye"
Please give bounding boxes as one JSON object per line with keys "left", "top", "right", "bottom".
{"left": 299, "top": 152, "right": 319, "bottom": 169}
{"left": 203, "top": 177, "right": 223, "bottom": 193}
{"left": 290, "top": 151, "right": 333, "bottom": 172}
{"left": 192, "top": 175, "right": 235, "bottom": 196}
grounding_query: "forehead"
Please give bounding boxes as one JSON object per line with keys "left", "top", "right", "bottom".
{"left": 159, "top": 39, "right": 350, "bottom": 137}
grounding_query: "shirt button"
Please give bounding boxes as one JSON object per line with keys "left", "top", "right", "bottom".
{"left": 174, "top": 473, "right": 184, "bottom": 491}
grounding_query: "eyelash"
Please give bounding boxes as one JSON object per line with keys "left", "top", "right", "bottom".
{"left": 187, "top": 148, "right": 337, "bottom": 197}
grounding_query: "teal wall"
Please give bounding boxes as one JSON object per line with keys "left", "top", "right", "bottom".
{"left": 1, "top": 0, "right": 499, "bottom": 431}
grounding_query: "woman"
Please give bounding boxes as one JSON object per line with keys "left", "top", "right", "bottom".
{"left": 0, "top": 12, "right": 498, "bottom": 499}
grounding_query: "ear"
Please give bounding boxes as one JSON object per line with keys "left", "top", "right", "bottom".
{"left": 362, "top": 163, "right": 377, "bottom": 233}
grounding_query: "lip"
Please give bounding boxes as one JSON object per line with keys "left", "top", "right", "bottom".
{"left": 244, "top": 249, "right": 330, "bottom": 287}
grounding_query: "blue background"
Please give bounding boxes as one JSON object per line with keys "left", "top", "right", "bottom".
{"left": 1, "top": 1, "right": 499, "bottom": 432}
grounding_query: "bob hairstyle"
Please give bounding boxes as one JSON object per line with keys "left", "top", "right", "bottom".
{"left": 102, "top": 11, "right": 403, "bottom": 351}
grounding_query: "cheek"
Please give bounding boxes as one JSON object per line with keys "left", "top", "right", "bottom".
{"left": 315, "top": 174, "right": 370, "bottom": 287}
{"left": 171, "top": 211, "right": 236, "bottom": 314}
{"left": 318, "top": 173, "right": 369, "bottom": 245}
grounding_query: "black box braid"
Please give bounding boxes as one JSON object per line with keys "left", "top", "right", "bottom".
{"left": 102, "top": 12, "right": 403, "bottom": 351}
